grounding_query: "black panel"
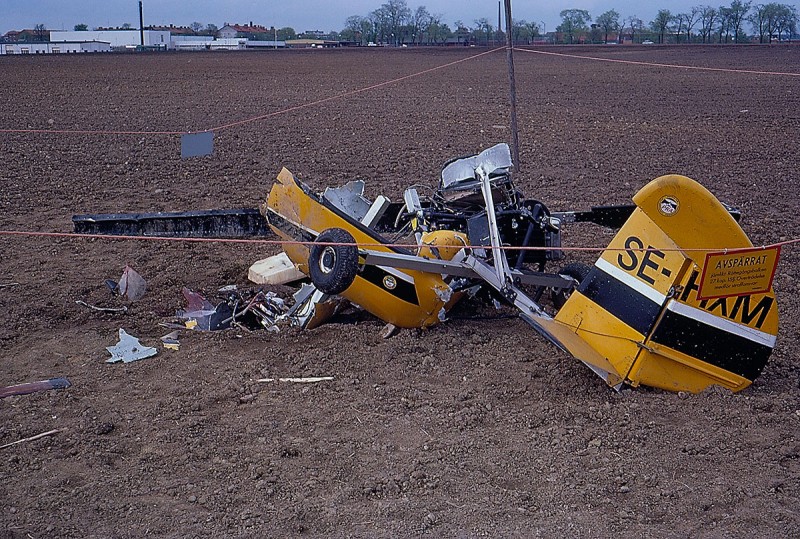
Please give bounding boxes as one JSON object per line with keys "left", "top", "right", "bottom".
{"left": 578, "top": 266, "right": 662, "bottom": 336}
{"left": 73, "top": 208, "right": 271, "bottom": 238}
{"left": 358, "top": 265, "right": 420, "bottom": 306}
{"left": 651, "top": 310, "right": 772, "bottom": 382}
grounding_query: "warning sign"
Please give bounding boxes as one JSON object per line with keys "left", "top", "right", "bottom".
{"left": 698, "top": 246, "right": 781, "bottom": 300}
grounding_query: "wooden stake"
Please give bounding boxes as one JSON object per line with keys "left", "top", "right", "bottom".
{"left": 0, "top": 428, "right": 65, "bottom": 450}
{"left": 504, "top": 0, "right": 520, "bottom": 171}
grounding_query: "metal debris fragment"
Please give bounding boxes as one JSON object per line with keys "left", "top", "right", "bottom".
{"left": 106, "top": 329, "right": 157, "bottom": 363}
{"left": 160, "top": 330, "right": 180, "bottom": 351}
{"left": 119, "top": 265, "right": 146, "bottom": 301}
{"left": 0, "top": 378, "right": 71, "bottom": 399}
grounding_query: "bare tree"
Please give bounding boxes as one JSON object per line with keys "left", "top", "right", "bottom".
{"left": 700, "top": 6, "right": 718, "bottom": 43}
{"left": 624, "top": 15, "right": 645, "bottom": 43}
{"left": 750, "top": 3, "right": 769, "bottom": 42}
{"left": 34, "top": 23, "right": 47, "bottom": 41}
{"left": 717, "top": 7, "right": 733, "bottom": 42}
{"left": 677, "top": 9, "right": 701, "bottom": 42}
{"left": 190, "top": 22, "right": 203, "bottom": 34}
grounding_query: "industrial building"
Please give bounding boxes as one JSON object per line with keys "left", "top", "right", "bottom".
{"left": 0, "top": 41, "right": 110, "bottom": 54}
{"left": 49, "top": 30, "right": 170, "bottom": 49}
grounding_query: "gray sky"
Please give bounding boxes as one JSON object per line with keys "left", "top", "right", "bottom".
{"left": 2, "top": 1, "right": 711, "bottom": 35}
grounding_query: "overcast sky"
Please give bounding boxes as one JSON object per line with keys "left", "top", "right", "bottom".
{"left": 3, "top": 1, "right": 714, "bottom": 35}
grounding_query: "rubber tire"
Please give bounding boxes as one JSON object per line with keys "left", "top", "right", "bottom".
{"left": 308, "top": 228, "right": 359, "bottom": 295}
{"left": 551, "top": 262, "right": 592, "bottom": 309}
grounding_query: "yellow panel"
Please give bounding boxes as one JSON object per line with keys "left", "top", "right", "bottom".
{"left": 266, "top": 168, "right": 451, "bottom": 328}
{"left": 555, "top": 293, "right": 644, "bottom": 381}
{"left": 630, "top": 342, "right": 751, "bottom": 393}
{"left": 601, "top": 208, "right": 687, "bottom": 298}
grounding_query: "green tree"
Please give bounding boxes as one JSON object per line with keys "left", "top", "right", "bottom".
{"left": 74, "top": 23, "right": 88, "bottom": 31}
{"left": 344, "top": 15, "right": 369, "bottom": 43}
{"left": 773, "top": 3, "right": 798, "bottom": 41}
{"left": 426, "top": 14, "right": 451, "bottom": 44}
{"left": 510, "top": 19, "right": 539, "bottom": 44}
{"left": 276, "top": 27, "right": 296, "bottom": 41}
{"left": 650, "top": 9, "right": 673, "bottom": 43}
{"left": 749, "top": 3, "right": 792, "bottom": 42}
{"left": 595, "top": 10, "right": 621, "bottom": 43}
{"left": 728, "top": 0, "right": 752, "bottom": 42}
{"left": 374, "top": 0, "right": 411, "bottom": 45}
{"left": 473, "top": 17, "right": 493, "bottom": 45}
{"left": 410, "top": 6, "right": 431, "bottom": 44}
{"left": 557, "top": 9, "right": 590, "bottom": 43}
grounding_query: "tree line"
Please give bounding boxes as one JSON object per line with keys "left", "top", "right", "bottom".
{"left": 10, "top": 0, "right": 797, "bottom": 45}
{"left": 338, "top": 0, "right": 797, "bottom": 45}
{"left": 559, "top": 2, "right": 797, "bottom": 45}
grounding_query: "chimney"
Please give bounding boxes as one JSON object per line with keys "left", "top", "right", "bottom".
{"left": 139, "top": 1, "right": 144, "bottom": 46}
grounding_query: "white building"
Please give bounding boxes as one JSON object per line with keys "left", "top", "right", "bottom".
{"left": 171, "top": 36, "right": 247, "bottom": 50}
{"left": 50, "top": 30, "right": 170, "bottom": 49}
{"left": 171, "top": 36, "right": 285, "bottom": 50}
{"left": 0, "top": 41, "right": 111, "bottom": 54}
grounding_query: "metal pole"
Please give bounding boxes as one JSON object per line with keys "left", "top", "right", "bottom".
{"left": 504, "top": 0, "right": 520, "bottom": 171}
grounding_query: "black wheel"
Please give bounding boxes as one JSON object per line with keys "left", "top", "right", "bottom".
{"left": 308, "top": 228, "right": 359, "bottom": 295}
{"left": 551, "top": 262, "right": 592, "bottom": 309}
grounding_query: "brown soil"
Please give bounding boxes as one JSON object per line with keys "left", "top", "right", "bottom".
{"left": 1, "top": 45, "right": 799, "bottom": 538}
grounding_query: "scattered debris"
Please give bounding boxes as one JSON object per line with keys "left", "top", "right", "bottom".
{"left": 0, "top": 282, "right": 20, "bottom": 289}
{"left": 256, "top": 376, "right": 335, "bottom": 383}
{"left": 0, "top": 428, "right": 66, "bottom": 450}
{"left": 104, "top": 279, "right": 120, "bottom": 295}
{"left": 76, "top": 300, "right": 128, "bottom": 313}
{"left": 106, "top": 329, "right": 158, "bottom": 363}
{"left": 119, "top": 265, "right": 146, "bottom": 301}
{"left": 160, "top": 330, "right": 180, "bottom": 351}
{"left": 381, "top": 323, "right": 400, "bottom": 339}
{"left": 285, "top": 283, "right": 343, "bottom": 329}
{"left": 176, "top": 287, "right": 287, "bottom": 332}
{"left": 0, "top": 377, "right": 71, "bottom": 399}
{"left": 248, "top": 252, "right": 306, "bottom": 285}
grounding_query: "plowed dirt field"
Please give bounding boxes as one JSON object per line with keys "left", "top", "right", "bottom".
{"left": 1, "top": 44, "right": 799, "bottom": 538}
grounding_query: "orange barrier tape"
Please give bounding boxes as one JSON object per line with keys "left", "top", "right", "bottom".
{"left": 0, "top": 229, "right": 797, "bottom": 254}
{"left": 514, "top": 47, "right": 800, "bottom": 77}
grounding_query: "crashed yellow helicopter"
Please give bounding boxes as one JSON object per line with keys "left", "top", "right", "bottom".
{"left": 73, "top": 143, "right": 780, "bottom": 394}
{"left": 263, "top": 143, "right": 779, "bottom": 394}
